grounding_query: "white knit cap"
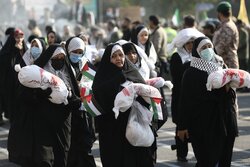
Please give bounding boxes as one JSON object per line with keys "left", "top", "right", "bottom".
{"left": 68, "top": 37, "right": 85, "bottom": 53}
{"left": 52, "top": 47, "right": 66, "bottom": 58}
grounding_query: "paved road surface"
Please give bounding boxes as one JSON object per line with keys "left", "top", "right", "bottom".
{"left": 0, "top": 91, "right": 250, "bottom": 166}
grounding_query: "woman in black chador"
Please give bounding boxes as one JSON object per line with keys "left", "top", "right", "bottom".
{"left": 64, "top": 36, "right": 96, "bottom": 167}
{"left": 8, "top": 44, "right": 81, "bottom": 167}
{"left": 92, "top": 43, "right": 155, "bottom": 167}
{"left": 177, "top": 37, "right": 238, "bottom": 167}
{"left": 0, "top": 28, "right": 27, "bottom": 121}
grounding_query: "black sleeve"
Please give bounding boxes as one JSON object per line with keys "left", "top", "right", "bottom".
{"left": 177, "top": 70, "right": 193, "bottom": 130}
{"left": 170, "top": 53, "right": 183, "bottom": 86}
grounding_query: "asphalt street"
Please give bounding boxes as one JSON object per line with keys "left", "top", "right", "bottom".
{"left": 0, "top": 91, "right": 249, "bottom": 167}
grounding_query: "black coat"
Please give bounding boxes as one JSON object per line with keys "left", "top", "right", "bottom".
{"left": 65, "top": 37, "right": 96, "bottom": 167}
{"left": 178, "top": 66, "right": 238, "bottom": 165}
{"left": 92, "top": 43, "right": 154, "bottom": 167}
{"left": 8, "top": 44, "right": 81, "bottom": 167}
{"left": 0, "top": 33, "right": 27, "bottom": 120}
{"left": 170, "top": 52, "right": 190, "bottom": 124}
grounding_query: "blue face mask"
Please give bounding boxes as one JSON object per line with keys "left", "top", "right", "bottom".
{"left": 200, "top": 48, "right": 215, "bottom": 61}
{"left": 30, "top": 46, "right": 41, "bottom": 59}
{"left": 69, "top": 53, "right": 82, "bottom": 63}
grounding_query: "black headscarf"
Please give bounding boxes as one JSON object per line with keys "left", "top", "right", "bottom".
{"left": 192, "top": 36, "right": 209, "bottom": 58}
{"left": 122, "top": 42, "right": 142, "bottom": 68}
{"left": 47, "top": 30, "right": 62, "bottom": 45}
{"left": 92, "top": 43, "right": 145, "bottom": 111}
{"left": 34, "top": 44, "right": 80, "bottom": 97}
{"left": 130, "top": 24, "right": 151, "bottom": 57}
{"left": 191, "top": 36, "right": 223, "bottom": 74}
{"left": 37, "top": 37, "right": 47, "bottom": 52}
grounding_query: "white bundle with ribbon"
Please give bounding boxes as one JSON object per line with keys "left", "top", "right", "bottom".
{"left": 206, "top": 68, "right": 250, "bottom": 91}
{"left": 15, "top": 64, "right": 69, "bottom": 104}
{"left": 113, "top": 83, "right": 162, "bottom": 119}
{"left": 146, "top": 77, "right": 173, "bottom": 89}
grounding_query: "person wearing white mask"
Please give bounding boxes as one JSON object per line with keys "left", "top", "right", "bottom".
{"left": 177, "top": 37, "right": 238, "bottom": 167}
{"left": 65, "top": 37, "right": 97, "bottom": 167}
{"left": 21, "top": 38, "right": 46, "bottom": 66}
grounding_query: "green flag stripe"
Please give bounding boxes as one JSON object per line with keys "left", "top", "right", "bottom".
{"left": 82, "top": 71, "right": 94, "bottom": 80}
{"left": 83, "top": 101, "right": 97, "bottom": 117}
{"left": 150, "top": 99, "right": 159, "bottom": 120}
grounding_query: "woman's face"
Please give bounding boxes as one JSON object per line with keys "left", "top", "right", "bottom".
{"left": 52, "top": 53, "right": 65, "bottom": 60}
{"left": 31, "top": 40, "right": 39, "bottom": 47}
{"left": 138, "top": 31, "right": 148, "bottom": 45}
{"left": 110, "top": 49, "right": 125, "bottom": 68}
{"left": 126, "top": 51, "right": 138, "bottom": 64}
{"left": 71, "top": 48, "right": 84, "bottom": 54}
{"left": 184, "top": 41, "right": 194, "bottom": 53}
{"left": 15, "top": 34, "right": 24, "bottom": 44}
{"left": 48, "top": 33, "right": 56, "bottom": 45}
{"left": 199, "top": 43, "right": 213, "bottom": 53}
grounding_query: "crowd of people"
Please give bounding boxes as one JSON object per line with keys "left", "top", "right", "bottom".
{"left": 0, "top": 1, "right": 249, "bottom": 167}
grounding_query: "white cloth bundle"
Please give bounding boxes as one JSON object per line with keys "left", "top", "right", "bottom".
{"left": 113, "top": 83, "right": 162, "bottom": 119}
{"left": 206, "top": 68, "right": 250, "bottom": 91}
{"left": 146, "top": 77, "right": 173, "bottom": 89}
{"left": 15, "top": 64, "right": 69, "bottom": 104}
{"left": 126, "top": 101, "right": 154, "bottom": 147}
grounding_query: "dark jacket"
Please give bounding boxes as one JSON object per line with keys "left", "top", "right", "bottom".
{"left": 170, "top": 52, "right": 190, "bottom": 124}
{"left": 92, "top": 43, "right": 154, "bottom": 167}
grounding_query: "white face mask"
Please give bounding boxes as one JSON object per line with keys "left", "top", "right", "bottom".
{"left": 200, "top": 48, "right": 215, "bottom": 61}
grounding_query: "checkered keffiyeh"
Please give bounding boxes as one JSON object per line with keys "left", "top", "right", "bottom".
{"left": 190, "top": 57, "right": 222, "bottom": 74}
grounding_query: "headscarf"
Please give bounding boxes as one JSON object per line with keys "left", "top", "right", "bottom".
{"left": 65, "top": 36, "right": 86, "bottom": 77}
{"left": 131, "top": 24, "right": 151, "bottom": 56}
{"left": 35, "top": 44, "right": 79, "bottom": 97}
{"left": 22, "top": 38, "right": 46, "bottom": 66}
{"left": 47, "top": 30, "right": 62, "bottom": 44}
{"left": 66, "top": 36, "right": 86, "bottom": 54}
{"left": 191, "top": 36, "right": 224, "bottom": 74}
{"left": 167, "top": 28, "right": 205, "bottom": 56}
{"left": 176, "top": 38, "right": 194, "bottom": 64}
{"left": 92, "top": 43, "right": 145, "bottom": 111}
{"left": 122, "top": 42, "right": 151, "bottom": 79}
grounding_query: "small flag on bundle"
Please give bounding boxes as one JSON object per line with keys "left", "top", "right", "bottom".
{"left": 150, "top": 98, "right": 163, "bottom": 120}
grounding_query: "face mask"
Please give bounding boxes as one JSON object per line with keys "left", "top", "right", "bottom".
{"left": 30, "top": 46, "right": 41, "bottom": 59}
{"left": 200, "top": 48, "right": 215, "bottom": 61}
{"left": 51, "top": 59, "right": 65, "bottom": 70}
{"left": 69, "top": 53, "right": 82, "bottom": 63}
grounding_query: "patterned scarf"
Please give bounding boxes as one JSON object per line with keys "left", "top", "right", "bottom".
{"left": 190, "top": 56, "right": 223, "bottom": 74}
